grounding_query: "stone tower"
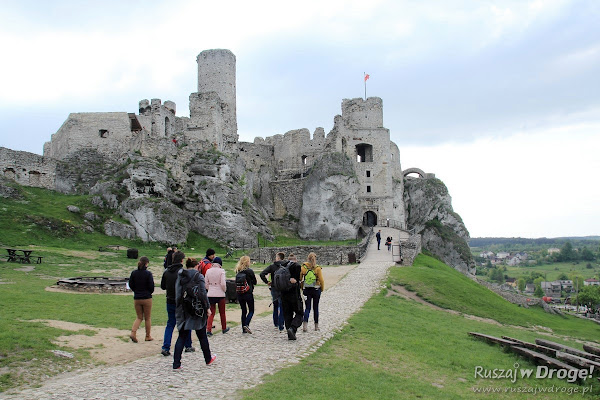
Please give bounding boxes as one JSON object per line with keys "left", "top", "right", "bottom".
{"left": 195, "top": 49, "right": 238, "bottom": 152}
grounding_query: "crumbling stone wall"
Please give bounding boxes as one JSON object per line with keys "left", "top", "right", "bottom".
{"left": 249, "top": 242, "right": 367, "bottom": 266}
{"left": 0, "top": 147, "right": 57, "bottom": 189}
{"left": 269, "top": 179, "right": 306, "bottom": 219}
{"left": 400, "top": 233, "right": 422, "bottom": 266}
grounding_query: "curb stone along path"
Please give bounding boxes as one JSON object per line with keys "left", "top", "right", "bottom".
{"left": 5, "top": 228, "right": 402, "bottom": 400}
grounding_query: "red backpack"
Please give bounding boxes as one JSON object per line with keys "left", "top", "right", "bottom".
{"left": 198, "top": 259, "right": 212, "bottom": 276}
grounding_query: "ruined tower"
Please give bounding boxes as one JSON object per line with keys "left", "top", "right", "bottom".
{"left": 192, "top": 49, "right": 238, "bottom": 152}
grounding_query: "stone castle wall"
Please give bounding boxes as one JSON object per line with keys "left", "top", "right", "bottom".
{"left": 249, "top": 241, "right": 368, "bottom": 266}
{"left": 0, "top": 147, "right": 57, "bottom": 189}
{"left": 269, "top": 178, "right": 306, "bottom": 219}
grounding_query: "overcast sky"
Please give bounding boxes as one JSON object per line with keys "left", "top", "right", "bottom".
{"left": 0, "top": 0, "right": 598, "bottom": 239}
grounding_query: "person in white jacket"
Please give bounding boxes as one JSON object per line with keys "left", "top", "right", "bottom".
{"left": 205, "top": 257, "right": 230, "bottom": 336}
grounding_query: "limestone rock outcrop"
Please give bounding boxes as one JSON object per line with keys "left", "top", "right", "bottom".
{"left": 104, "top": 219, "right": 137, "bottom": 240}
{"left": 403, "top": 177, "right": 474, "bottom": 274}
{"left": 298, "top": 153, "right": 362, "bottom": 240}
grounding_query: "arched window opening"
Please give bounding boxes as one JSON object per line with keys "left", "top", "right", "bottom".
{"left": 301, "top": 155, "right": 308, "bottom": 165}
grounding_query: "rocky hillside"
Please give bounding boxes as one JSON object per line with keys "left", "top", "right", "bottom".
{"left": 61, "top": 141, "right": 273, "bottom": 247}
{"left": 403, "top": 177, "right": 475, "bottom": 275}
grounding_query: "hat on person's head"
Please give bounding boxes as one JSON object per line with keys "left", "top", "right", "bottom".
{"left": 213, "top": 256, "right": 223, "bottom": 265}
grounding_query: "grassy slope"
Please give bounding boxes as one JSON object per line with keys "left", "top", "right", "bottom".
{"left": 241, "top": 254, "right": 600, "bottom": 399}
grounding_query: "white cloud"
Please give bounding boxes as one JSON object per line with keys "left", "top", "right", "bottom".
{"left": 399, "top": 122, "right": 600, "bottom": 238}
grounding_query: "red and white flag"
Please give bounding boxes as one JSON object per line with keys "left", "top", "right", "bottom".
{"left": 364, "top": 73, "right": 370, "bottom": 81}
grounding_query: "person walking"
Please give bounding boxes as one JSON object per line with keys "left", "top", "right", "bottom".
{"left": 260, "top": 252, "right": 287, "bottom": 331}
{"left": 160, "top": 252, "right": 195, "bottom": 356}
{"left": 301, "top": 252, "right": 325, "bottom": 332}
{"left": 164, "top": 246, "right": 176, "bottom": 269}
{"left": 281, "top": 254, "right": 303, "bottom": 340}
{"left": 386, "top": 236, "right": 392, "bottom": 252}
{"left": 173, "top": 252, "right": 216, "bottom": 369}
{"left": 129, "top": 256, "right": 154, "bottom": 343}
{"left": 376, "top": 230, "right": 382, "bottom": 250}
{"left": 234, "top": 255, "right": 257, "bottom": 334}
{"left": 205, "top": 257, "right": 230, "bottom": 336}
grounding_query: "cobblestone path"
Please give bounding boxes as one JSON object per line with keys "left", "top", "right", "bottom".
{"left": 4, "top": 228, "right": 402, "bottom": 400}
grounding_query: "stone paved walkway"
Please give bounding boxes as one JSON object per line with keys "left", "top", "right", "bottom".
{"left": 3, "top": 228, "right": 401, "bottom": 400}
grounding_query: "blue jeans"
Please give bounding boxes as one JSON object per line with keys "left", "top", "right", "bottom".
{"left": 162, "top": 302, "right": 192, "bottom": 351}
{"left": 303, "top": 287, "right": 321, "bottom": 323}
{"left": 173, "top": 327, "right": 211, "bottom": 368}
{"left": 272, "top": 294, "right": 284, "bottom": 330}
{"left": 237, "top": 292, "right": 254, "bottom": 328}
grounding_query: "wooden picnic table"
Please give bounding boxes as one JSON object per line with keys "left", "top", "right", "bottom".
{"left": 4, "top": 249, "right": 41, "bottom": 264}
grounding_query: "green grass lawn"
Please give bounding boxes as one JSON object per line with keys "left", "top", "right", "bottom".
{"left": 505, "top": 261, "right": 600, "bottom": 282}
{"left": 240, "top": 255, "right": 600, "bottom": 399}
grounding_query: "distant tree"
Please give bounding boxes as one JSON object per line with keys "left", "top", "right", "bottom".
{"left": 557, "top": 273, "right": 569, "bottom": 281}
{"left": 569, "top": 273, "right": 584, "bottom": 291}
{"left": 534, "top": 284, "right": 544, "bottom": 297}
{"left": 534, "top": 277, "right": 544, "bottom": 288}
{"left": 576, "top": 286, "right": 600, "bottom": 308}
{"left": 581, "top": 247, "right": 595, "bottom": 261}
{"left": 517, "top": 278, "right": 526, "bottom": 292}
{"left": 557, "top": 241, "right": 576, "bottom": 262}
{"left": 485, "top": 260, "right": 492, "bottom": 269}
{"left": 489, "top": 268, "right": 504, "bottom": 283}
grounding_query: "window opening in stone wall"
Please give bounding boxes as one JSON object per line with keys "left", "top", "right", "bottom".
{"left": 355, "top": 143, "right": 373, "bottom": 162}
{"left": 165, "top": 117, "right": 172, "bottom": 136}
{"left": 4, "top": 168, "right": 15, "bottom": 179}
{"left": 367, "top": 185, "right": 371, "bottom": 193}
{"left": 302, "top": 155, "right": 307, "bottom": 165}
{"left": 99, "top": 129, "right": 109, "bottom": 138}
{"left": 391, "top": 153, "right": 394, "bottom": 160}
{"left": 29, "top": 170, "right": 41, "bottom": 186}
{"left": 366, "top": 170, "right": 371, "bottom": 177}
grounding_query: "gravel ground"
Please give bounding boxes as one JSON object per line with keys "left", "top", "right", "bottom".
{"left": 2, "top": 228, "right": 403, "bottom": 400}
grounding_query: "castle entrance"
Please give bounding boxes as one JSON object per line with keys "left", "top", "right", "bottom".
{"left": 363, "top": 211, "right": 377, "bottom": 227}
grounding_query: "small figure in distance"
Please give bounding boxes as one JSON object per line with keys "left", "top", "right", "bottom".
{"left": 173, "top": 252, "right": 216, "bottom": 369}
{"left": 129, "top": 256, "right": 154, "bottom": 343}
{"left": 376, "top": 230, "right": 382, "bottom": 250}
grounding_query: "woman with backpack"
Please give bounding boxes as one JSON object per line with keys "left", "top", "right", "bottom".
{"left": 173, "top": 253, "right": 216, "bottom": 369}
{"left": 205, "top": 257, "right": 230, "bottom": 336}
{"left": 234, "top": 255, "right": 257, "bottom": 334}
{"left": 301, "top": 252, "right": 325, "bottom": 332}
{"left": 129, "top": 256, "right": 154, "bottom": 343}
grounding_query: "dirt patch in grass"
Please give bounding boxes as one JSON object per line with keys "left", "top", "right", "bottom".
{"left": 62, "top": 250, "right": 98, "bottom": 260}
{"left": 14, "top": 266, "right": 35, "bottom": 272}
{"left": 38, "top": 264, "right": 357, "bottom": 366}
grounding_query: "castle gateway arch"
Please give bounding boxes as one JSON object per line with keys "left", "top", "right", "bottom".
{"left": 363, "top": 211, "right": 377, "bottom": 227}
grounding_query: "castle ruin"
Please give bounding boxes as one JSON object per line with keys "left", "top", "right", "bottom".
{"left": 0, "top": 49, "right": 436, "bottom": 244}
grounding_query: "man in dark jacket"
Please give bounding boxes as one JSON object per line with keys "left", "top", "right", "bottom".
{"left": 260, "top": 252, "right": 287, "bottom": 331}
{"left": 280, "top": 254, "right": 304, "bottom": 340}
{"left": 160, "top": 251, "right": 193, "bottom": 356}
{"left": 164, "top": 246, "right": 176, "bottom": 269}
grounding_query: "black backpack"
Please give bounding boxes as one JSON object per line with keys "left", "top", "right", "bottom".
{"left": 272, "top": 261, "right": 294, "bottom": 293}
{"left": 235, "top": 271, "right": 250, "bottom": 294}
{"left": 182, "top": 271, "right": 205, "bottom": 317}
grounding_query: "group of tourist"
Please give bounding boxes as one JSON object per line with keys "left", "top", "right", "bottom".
{"left": 128, "top": 247, "right": 325, "bottom": 370}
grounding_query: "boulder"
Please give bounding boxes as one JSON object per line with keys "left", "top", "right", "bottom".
{"left": 298, "top": 153, "right": 362, "bottom": 240}
{"left": 67, "top": 205, "right": 80, "bottom": 213}
{"left": 104, "top": 219, "right": 137, "bottom": 240}
{"left": 84, "top": 212, "right": 97, "bottom": 221}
